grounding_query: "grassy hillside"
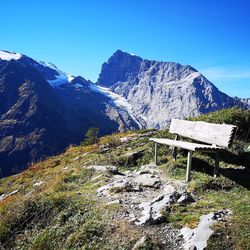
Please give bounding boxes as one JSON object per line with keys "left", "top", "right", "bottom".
{"left": 0, "top": 109, "right": 249, "bottom": 249}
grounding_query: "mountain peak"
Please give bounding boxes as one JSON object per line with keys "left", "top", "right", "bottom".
{"left": 0, "top": 50, "right": 22, "bottom": 61}
{"left": 113, "top": 49, "right": 138, "bottom": 57}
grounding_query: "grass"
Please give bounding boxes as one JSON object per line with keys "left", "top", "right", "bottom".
{"left": 0, "top": 113, "right": 249, "bottom": 249}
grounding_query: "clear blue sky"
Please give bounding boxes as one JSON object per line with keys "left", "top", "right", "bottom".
{"left": 0, "top": 0, "right": 250, "bottom": 97}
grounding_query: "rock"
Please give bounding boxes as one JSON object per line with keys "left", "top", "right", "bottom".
{"left": 180, "top": 210, "right": 231, "bottom": 250}
{"left": 134, "top": 174, "right": 161, "bottom": 188}
{"left": 132, "top": 235, "right": 153, "bottom": 250}
{"left": 107, "top": 199, "right": 121, "bottom": 205}
{"left": 163, "top": 184, "right": 177, "bottom": 194}
{"left": 137, "top": 164, "right": 156, "bottom": 174}
{"left": 177, "top": 192, "right": 195, "bottom": 204}
{"left": 136, "top": 193, "right": 176, "bottom": 225}
{"left": 33, "top": 180, "right": 44, "bottom": 186}
{"left": 87, "top": 165, "right": 119, "bottom": 174}
{"left": 97, "top": 179, "right": 132, "bottom": 196}
{"left": 97, "top": 50, "right": 244, "bottom": 129}
{"left": 0, "top": 189, "right": 19, "bottom": 201}
{"left": 111, "top": 179, "right": 133, "bottom": 193}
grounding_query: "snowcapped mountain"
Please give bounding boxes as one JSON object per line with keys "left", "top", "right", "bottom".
{"left": 97, "top": 50, "right": 246, "bottom": 129}
{"left": 0, "top": 50, "right": 139, "bottom": 177}
{"left": 0, "top": 49, "right": 248, "bottom": 177}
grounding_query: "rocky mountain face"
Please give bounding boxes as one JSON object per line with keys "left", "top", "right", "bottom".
{"left": 0, "top": 49, "right": 248, "bottom": 177}
{"left": 241, "top": 98, "right": 250, "bottom": 108}
{"left": 97, "top": 50, "right": 246, "bottom": 129}
{"left": 0, "top": 50, "right": 139, "bottom": 177}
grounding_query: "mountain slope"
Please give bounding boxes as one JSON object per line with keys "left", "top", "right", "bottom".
{"left": 97, "top": 50, "right": 245, "bottom": 129}
{"left": 0, "top": 50, "right": 140, "bottom": 177}
{"left": 0, "top": 113, "right": 249, "bottom": 249}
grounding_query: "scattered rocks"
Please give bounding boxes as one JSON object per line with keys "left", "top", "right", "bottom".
{"left": 95, "top": 163, "right": 195, "bottom": 229}
{"left": 180, "top": 210, "right": 231, "bottom": 250}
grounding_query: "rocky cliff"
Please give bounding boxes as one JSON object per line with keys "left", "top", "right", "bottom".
{"left": 97, "top": 50, "right": 245, "bottom": 129}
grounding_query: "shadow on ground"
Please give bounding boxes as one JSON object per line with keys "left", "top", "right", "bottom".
{"left": 192, "top": 151, "right": 250, "bottom": 189}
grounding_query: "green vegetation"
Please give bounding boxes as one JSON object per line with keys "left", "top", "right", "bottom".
{"left": 0, "top": 108, "right": 249, "bottom": 249}
{"left": 81, "top": 127, "right": 99, "bottom": 146}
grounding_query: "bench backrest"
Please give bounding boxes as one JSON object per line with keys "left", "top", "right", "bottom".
{"left": 169, "top": 119, "right": 237, "bottom": 148}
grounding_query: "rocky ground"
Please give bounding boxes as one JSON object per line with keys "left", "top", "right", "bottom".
{"left": 87, "top": 163, "right": 231, "bottom": 250}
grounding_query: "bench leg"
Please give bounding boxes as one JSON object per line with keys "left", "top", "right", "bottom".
{"left": 186, "top": 151, "right": 192, "bottom": 182}
{"left": 173, "top": 147, "right": 177, "bottom": 161}
{"left": 154, "top": 143, "right": 158, "bottom": 166}
{"left": 173, "top": 134, "right": 179, "bottom": 161}
{"left": 214, "top": 152, "right": 220, "bottom": 178}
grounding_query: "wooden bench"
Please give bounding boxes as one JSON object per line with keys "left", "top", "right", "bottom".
{"left": 150, "top": 119, "right": 237, "bottom": 182}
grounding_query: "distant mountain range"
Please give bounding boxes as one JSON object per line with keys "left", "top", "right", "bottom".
{"left": 0, "top": 49, "right": 248, "bottom": 177}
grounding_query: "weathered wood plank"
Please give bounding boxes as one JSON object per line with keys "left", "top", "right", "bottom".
{"left": 169, "top": 119, "right": 236, "bottom": 147}
{"left": 150, "top": 138, "right": 223, "bottom": 151}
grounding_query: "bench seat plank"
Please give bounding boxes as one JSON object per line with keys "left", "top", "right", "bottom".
{"left": 170, "top": 119, "right": 236, "bottom": 148}
{"left": 150, "top": 138, "right": 223, "bottom": 151}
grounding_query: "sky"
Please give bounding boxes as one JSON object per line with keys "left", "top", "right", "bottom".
{"left": 0, "top": 0, "right": 250, "bottom": 97}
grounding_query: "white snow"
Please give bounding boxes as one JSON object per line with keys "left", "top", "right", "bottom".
{"left": 120, "top": 50, "right": 136, "bottom": 56}
{"left": 38, "top": 60, "right": 75, "bottom": 87}
{"left": 89, "top": 84, "right": 142, "bottom": 127}
{"left": 0, "top": 50, "right": 22, "bottom": 61}
{"left": 39, "top": 61, "right": 58, "bottom": 70}
{"left": 67, "top": 75, "right": 75, "bottom": 82}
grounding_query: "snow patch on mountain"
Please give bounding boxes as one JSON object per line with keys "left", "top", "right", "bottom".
{"left": 38, "top": 60, "right": 75, "bottom": 87}
{"left": 47, "top": 71, "right": 69, "bottom": 87}
{"left": 0, "top": 50, "right": 22, "bottom": 61}
{"left": 89, "top": 84, "right": 142, "bottom": 127}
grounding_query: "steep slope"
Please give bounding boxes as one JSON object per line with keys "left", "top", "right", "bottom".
{"left": 97, "top": 50, "right": 245, "bottom": 129}
{"left": 0, "top": 50, "right": 140, "bottom": 177}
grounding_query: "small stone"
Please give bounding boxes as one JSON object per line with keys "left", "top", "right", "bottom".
{"left": 132, "top": 235, "right": 153, "bottom": 250}
{"left": 107, "top": 199, "right": 121, "bottom": 205}
{"left": 177, "top": 192, "right": 194, "bottom": 204}
{"left": 87, "top": 165, "right": 119, "bottom": 174}
{"left": 33, "top": 180, "right": 44, "bottom": 186}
